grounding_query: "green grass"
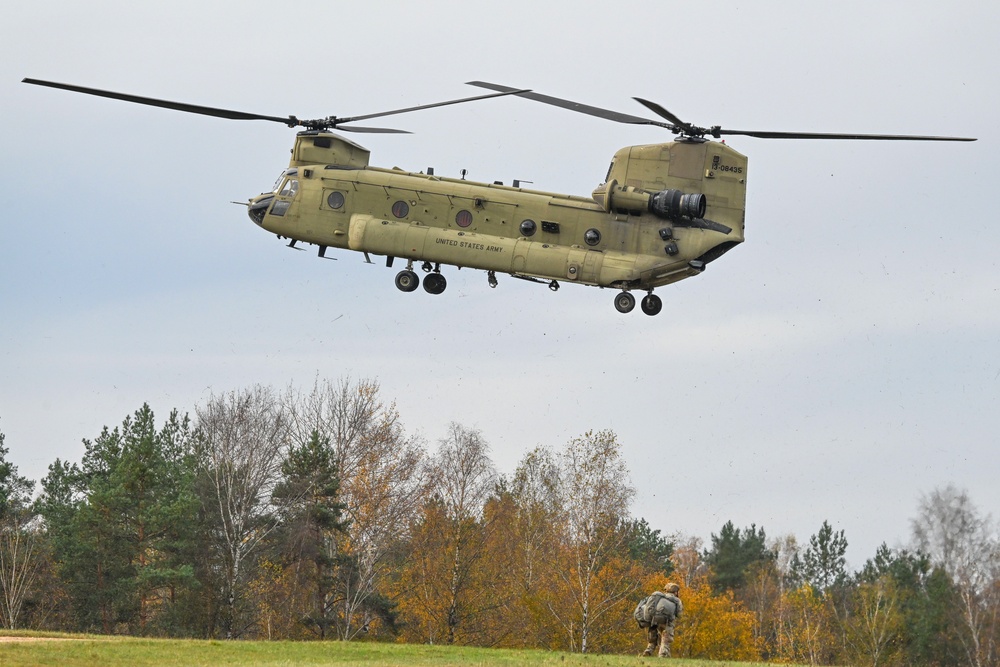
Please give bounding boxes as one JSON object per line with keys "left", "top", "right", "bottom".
{"left": 0, "top": 633, "right": 782, "bottom": 667}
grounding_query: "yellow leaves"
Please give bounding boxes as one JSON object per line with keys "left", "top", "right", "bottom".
{"left": 842, "top": 577, "right": 905, "bottom": 667}
{"left": 778, "top": 584, "right": 839, "bottom": 665}
{"left": 670, "top": 580, "right": 758, "bottom": 661}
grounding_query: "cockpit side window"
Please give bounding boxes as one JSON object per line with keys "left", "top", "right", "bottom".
{"left": 279, "top": 179, "right": 299, "bottom": 197}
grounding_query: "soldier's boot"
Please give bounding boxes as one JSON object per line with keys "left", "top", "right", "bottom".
{"left": 641, "top": 644, "right": 655, "bottom": 657}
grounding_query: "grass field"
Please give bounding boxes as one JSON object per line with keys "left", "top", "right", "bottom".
{"left": 0, "top": 633, "right": 780, "bottom": 667}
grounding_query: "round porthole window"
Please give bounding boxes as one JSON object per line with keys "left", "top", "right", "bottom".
{"left": 327, "top": 191, "right": 345, "bottom": 209}
{"left": 392, "top": 200, "right": 409, "bottom": 218}
{"left": 584, "top": 228, "right": 601, "bottom": 246}
{"left": 520, "top": 219, "right": 537, "bottom": 236}
{"left": 456, "top": 210, "right": 473, "bottom": 228}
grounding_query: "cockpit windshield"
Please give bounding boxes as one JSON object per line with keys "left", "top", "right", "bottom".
{"left": 271, "top": 168, "right": 298, "bottom": 194}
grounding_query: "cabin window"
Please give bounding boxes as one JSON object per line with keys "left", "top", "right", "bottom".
{"left": 584, "top": 228, "right": 601, "bottom": 246}
{"left": 455, "top": 210, "right": 473, "bottom": 228}
{"left": 392, "top": 201, "right": 409, "bottom": 218}
{"left": 327, "top": 191, "right": 346, "bottom": 209}
{"left": 519, "top": 219, "right": 536, "bottom": 237}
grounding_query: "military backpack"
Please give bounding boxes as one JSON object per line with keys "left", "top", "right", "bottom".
{"left": 633, "top": 591, "right": 679, "bottom": 628}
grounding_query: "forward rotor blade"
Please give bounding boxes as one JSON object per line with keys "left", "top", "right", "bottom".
{"left": 336, "top": 125, "right": 411, "bottom": 134}
{"left": 467, "top": 81, "right": 670, "bottom": 128}
{"left": 717, "top": 128, "right": 977, "bottom": 141}
{"left": 22, "top": 78, "right": 298, "bottom": 126}
{"left": 337, "top": 88, "right": 532, "bottom": 125}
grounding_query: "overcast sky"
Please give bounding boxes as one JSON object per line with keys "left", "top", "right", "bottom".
{"left": 2, "top": 0, "right": 996, "bottom": 568}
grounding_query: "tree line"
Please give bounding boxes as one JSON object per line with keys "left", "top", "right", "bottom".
{"left": 0, "top": 378, "right": 997, "bottom": 666}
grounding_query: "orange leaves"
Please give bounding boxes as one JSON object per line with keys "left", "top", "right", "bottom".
{"left": 669, "top": 580, "right": 758, "bottom": 661}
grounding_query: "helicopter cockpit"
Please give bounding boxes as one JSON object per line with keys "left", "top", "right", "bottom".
{"left": 248, "top": 168, "right": 299, "bottom": 225}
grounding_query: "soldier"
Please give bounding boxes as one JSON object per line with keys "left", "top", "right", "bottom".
{"left": 636, "top": 582, "right": 683, "bottom": 657}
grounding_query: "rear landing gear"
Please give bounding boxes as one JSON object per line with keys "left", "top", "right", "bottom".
{"left": 641, "top": 293, "right": 662, "bottom": 316}
{"left": 614, "top": 291, "right": 662, "bottom": 315}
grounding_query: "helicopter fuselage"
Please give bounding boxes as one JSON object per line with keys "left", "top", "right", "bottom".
{"left": 248, "top": 131, "right": 748, "bottom": 311}
{"left": 21, "top": 76, "right": 974, "bottom": 314}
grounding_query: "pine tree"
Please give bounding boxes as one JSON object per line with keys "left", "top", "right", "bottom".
{"left": 794, "top": 520, "right": 848, "bottom": 594}
{"left": 38, "top": 405, "right": 199, "bottom": 634}
{"left": 272, "top": 430, "right": 348, "bottom": 638}
{"left": 704, "top": 521, "right": 772, "bottom": 593}
{"left": 627, "top": 518, "right": 674, "bottom": 576}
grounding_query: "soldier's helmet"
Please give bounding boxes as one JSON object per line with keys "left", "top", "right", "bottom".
{"left": 665, "top": 582, "right": 680, "bottom": 594}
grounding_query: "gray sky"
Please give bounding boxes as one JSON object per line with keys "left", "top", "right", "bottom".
{"left": 2, "top": 0, "right": 997, "bottom": 568}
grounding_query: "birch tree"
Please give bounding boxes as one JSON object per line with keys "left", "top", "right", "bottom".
{"left": 554, "top": 430, "right": 640, "bottom": 653}
{"left": 0, "top": 429, "right": 38, "bottom": 630}
{"left": 507, "top": 446, "right": 562, "bottom": 647}
{"left": 431, "top": 423, "right": 496, "bottom": 644}
{"left": 911, "top": 485, "right": 1000, "bottom": 667}
{"left": 196, "top": 385, "right": 288, "bottom": 638}
{"left": 285, "top": 377, "right": 423, "bottom": 639}
{"left": 396, "top": 423, "right": 497, "bottom": 645}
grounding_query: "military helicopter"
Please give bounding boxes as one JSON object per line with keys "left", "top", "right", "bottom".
{"left": 22, "top": 78, "right": 976, "bottom": 315}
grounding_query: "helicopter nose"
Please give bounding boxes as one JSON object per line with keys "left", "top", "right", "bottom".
{"left": 248, "top": 195, "right": 273, "bottom": 225}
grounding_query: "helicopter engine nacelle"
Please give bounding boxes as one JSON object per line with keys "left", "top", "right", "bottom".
{"left": 649, "top": 188, "right": 707, "bottom": 220}
{"left": 593, "top": 180, "right": 706, "bottom": 220}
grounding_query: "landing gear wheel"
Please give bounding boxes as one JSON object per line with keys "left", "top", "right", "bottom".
{"left": 394, "top": 270, "right": 420, "bottom": 293}
{"left": 641, "top": 293, "right": 663, "bottom": 316}
{"left": 423, "top": 272, "right": 447, "bottom": 295}
{"left": 614, "top": 291, "right": 636, "bottom": 314}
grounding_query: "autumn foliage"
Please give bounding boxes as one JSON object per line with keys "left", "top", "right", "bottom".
{"left": 2, "top": 380, "right": 999, "bottom": 667}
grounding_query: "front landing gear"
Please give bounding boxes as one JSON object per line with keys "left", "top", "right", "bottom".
{"left": 615, "top": 291, "right": 663, "bottom": 316}
{"left": 395, "top": 270, "right": 420, "bottom": 292}
{"left": 423, "top": 272, "right": 447, "bottom": 294}
{"left": 395, "top": 260, "right": 447, "bottom": 295}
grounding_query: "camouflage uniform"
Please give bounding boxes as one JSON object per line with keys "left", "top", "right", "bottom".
{"left": 641, "top": 583, "right": 682, "bottom": 658}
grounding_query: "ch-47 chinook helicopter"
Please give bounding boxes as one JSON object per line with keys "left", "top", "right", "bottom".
{"left": 23, "top": 78, "right": 976, "bottom": 315}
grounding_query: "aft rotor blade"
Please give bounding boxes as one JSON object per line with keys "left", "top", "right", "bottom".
{"left": 22, "top": 78, "right": 298, "bottom": 126}
{"left": 631, "top": 97, "right": 690, "bottom": 133}
{"left": 467, "top": 80, "right": 671, "bottom": 128}
{"left": 338, "top": 88, "right": 532, "bottom": 125}
{"left": 717, "top": 128, "right": 977, "bottom": 141}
